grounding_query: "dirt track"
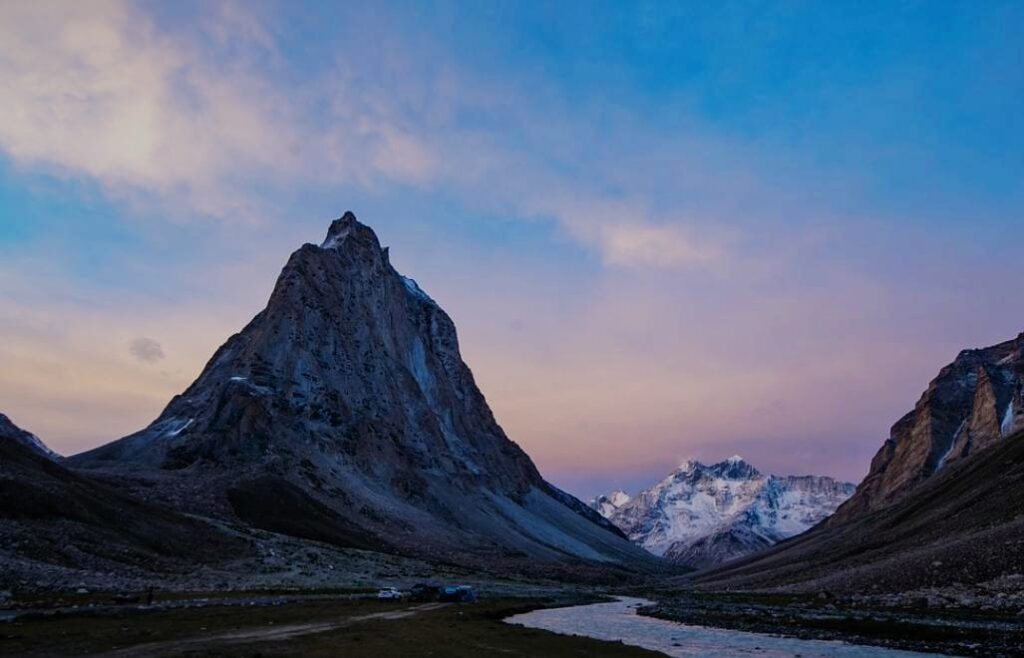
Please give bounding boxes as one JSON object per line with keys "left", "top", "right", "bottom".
{"left": 96, "top": 602, "right": 449, "bottom": 657}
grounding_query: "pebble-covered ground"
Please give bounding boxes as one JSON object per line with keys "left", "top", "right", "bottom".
{"left": 640, "top": 589, "right": 1024, "bottom": 657}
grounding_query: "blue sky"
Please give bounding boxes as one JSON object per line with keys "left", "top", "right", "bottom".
{"left": 1, "top": 1, "right": 1022, "bottom": 497}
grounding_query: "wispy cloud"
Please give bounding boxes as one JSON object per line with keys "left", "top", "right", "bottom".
{"left": 129, "top": 337, "right": 165, "bottom": 363}
{"left": 0, "top": 0, "right": 439, "bottom": 219}
{"left": 0, "top": 0, "right": 727, "bottom": 269}
{"left": 528, "top": 197, "right": 724, "bottom": 268}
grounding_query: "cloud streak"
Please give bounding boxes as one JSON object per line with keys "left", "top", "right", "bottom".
{"left": 0, "top": 1, "right": 441, "bottom": 220}
{"left": 129, "top": 337, "right": 165, "bottom": 363}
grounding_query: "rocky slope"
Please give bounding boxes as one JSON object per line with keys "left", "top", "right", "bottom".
{"left": 691, "top": 425, "right": 1024, "bottom": 598}
{"left": 834, "top": 334, "right": 1024, "bottom": 522}
{"left": 69, "top": 212, "right": 653, "bottom": 575}
{"left": 690, "top": 331, "right": 1024, "bottom": 598}
{"left": 0, "top": 412, "right": 58, "bottom": 459}
{"left": 591, "top": 456, "right": 854, "bottom": 568}
{"left": 0, "top": 414, "right": 253, "bottom": 591}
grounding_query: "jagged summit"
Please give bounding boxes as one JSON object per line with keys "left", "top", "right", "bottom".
{"left": 667, "top": 456, "right": 760, "bottom": 483}
{"left": 320, "top": 211, "right": 379, "bottom": 250}
{"left": 70, "top": 212, "right": 653, "bottom": 572}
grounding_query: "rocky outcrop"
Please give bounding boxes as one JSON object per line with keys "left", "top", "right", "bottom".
{"left": 833, "top": 334, "right": 1024, "bottom": 522}
{"left": 591, "top": 456, "right": 855, "bottom": 568}
{"left": 70, "top": 212, "right": 655, "bottom": 572}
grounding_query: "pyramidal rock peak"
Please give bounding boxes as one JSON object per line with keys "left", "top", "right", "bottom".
{"left": 69, "top": 212, "right": 655, "bottom": 574}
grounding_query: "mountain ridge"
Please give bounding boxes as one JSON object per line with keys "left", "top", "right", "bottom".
{"left": 686, "top": 330, "right": 1024, "bottom": 596}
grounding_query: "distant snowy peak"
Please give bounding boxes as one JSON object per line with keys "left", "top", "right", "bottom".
{"left": 0, "top": 412, "right": 59, "bottom": 459}
{"left": 591, "top": 456, "right": 855, "bottom": 568}
{"left": 708, "top": 455, "right": 760, "bottom": 479}
{"left": 608, "top": 490, "right": 631, "bottom": 507}
{"left": 589, "top": 490, "right": 631, "bottom": 517}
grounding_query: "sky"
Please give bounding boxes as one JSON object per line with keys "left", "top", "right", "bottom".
{"left": 1, "top": 1, "right": 1022, "bottom": 499}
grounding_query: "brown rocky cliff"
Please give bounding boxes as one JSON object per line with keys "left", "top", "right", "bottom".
{"left": 832, "top": 333, "right": 1024, "bottom": 523}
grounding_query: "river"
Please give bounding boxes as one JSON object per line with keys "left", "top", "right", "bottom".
{"left": 505, "top": 597, "right": 948, "bottom": 657}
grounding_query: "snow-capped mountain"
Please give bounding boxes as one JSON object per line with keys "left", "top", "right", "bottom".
{"left": 590, "top": 456, "right": 855, "bottom": 568}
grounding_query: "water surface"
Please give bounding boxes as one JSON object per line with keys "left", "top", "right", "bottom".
{"left": 506, "top": 597, "right": 946, "bottom": 657}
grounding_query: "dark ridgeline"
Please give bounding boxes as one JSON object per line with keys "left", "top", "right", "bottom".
{"left": 0, "top": 415, "right": 251, "bottom": 582}
{"left": 0, "top": 412, "right": 57, "bottom": 459}
{"left": 65, "top": 212, "right": 652, "bottom": 573}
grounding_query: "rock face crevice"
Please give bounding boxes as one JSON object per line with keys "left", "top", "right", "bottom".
{"left": 70, "top": 212, "right": 655, "bottom": 571}
{"left": 834, "top": 334, "right": 1024, "bottom": 522}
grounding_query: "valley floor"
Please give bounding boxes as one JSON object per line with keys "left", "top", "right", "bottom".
{"left": 1, "top": 594, "right": 660, "bottom": 657}
{"left": 5, "top": 585, "right": 1024, "bottom": 656}
{"left": 639, "top": 590, "right": 1024, "bottom": 657}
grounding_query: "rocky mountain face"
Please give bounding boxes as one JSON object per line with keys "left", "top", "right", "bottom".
{"left": 692, "top": 425, "right": 1024, "bottom": 596}
{"left": 591, "top": 456, "right": 855, "bottom": 568}
{"left": 0, "top": 412, "right": 58, "bottom": 459}
{"left": 833, "top": 333, "right": 1024, "bottom": 522}
{"left": 70, "top": 213, "right": 650, "bottom": 574}
{"left": 689, "top": 331, "right": 1024, "bottom": 598}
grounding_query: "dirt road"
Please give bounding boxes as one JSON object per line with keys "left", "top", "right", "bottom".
{"left": 95, "top": 602, "right": 449, "bottom": 657}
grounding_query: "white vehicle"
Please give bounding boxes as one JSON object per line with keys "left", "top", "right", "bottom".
{"left": 376, "top": 587, "right": 403, "bottom": 601}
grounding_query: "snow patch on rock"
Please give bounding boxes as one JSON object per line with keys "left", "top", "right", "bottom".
{"left": 401, "top": 276, "right": 436, "bottom": 305}
{"left": 320, "top": 225, "right": 351, "bottom": 249}
{"left": 1001, "top": 400, "right": 1015, "bottom": 437}
{"left": 22, "top": 431, "right": 59, "bottom": 459}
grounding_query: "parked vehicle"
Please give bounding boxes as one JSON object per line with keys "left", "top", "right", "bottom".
{"left": 376, "top": 587, "right": 403, "bottom": 601}
{"left": 409, "top": 583, "right": 440, "bottom": 602}
{"left": 438, "top": 585, "right": 476, "bottom": 603}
